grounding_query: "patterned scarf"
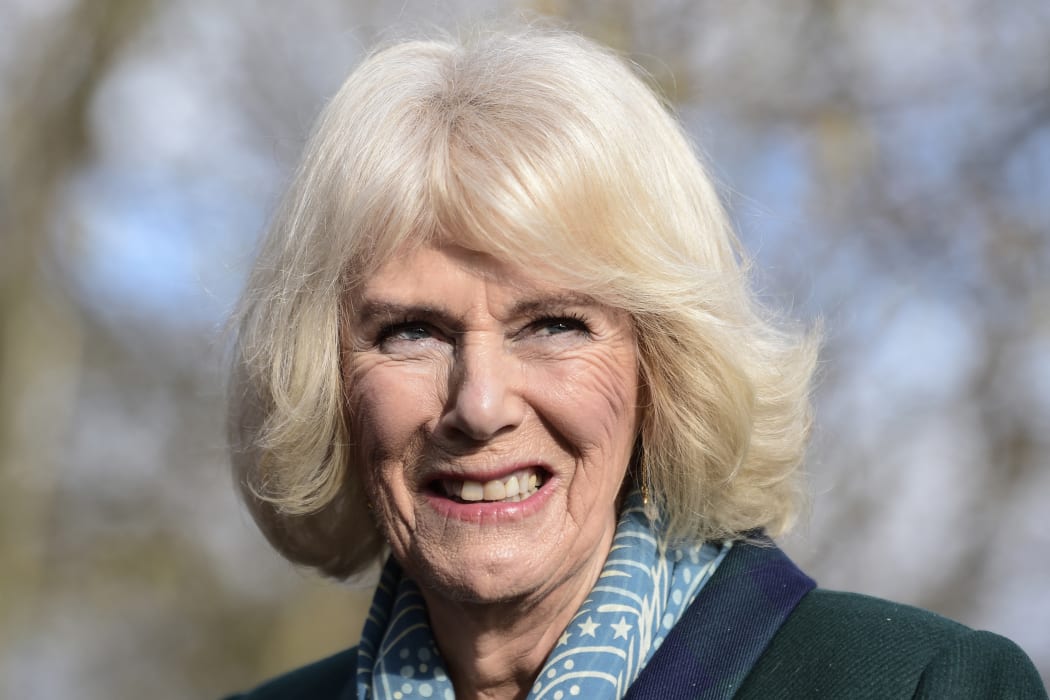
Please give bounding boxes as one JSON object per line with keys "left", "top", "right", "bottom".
{"left": 356, "top": 494, "right": 730, "bottom": 700}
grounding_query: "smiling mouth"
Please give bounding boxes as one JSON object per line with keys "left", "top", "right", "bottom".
{"left": 433, "top": 467, "right": 548, "bottom": 504}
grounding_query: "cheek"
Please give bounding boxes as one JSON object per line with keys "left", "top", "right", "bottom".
{"left": 533, "top": 347, "right": 639, "bottom": 458}
{"left": 345, "top": 361, "right": 447, "bottom": 544}
{"left": 346, "top": 359, "right": 447, "bottom": 468}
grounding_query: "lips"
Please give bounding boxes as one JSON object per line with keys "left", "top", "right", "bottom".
{"left": 421, "top": 462, "right": 556, "bottom": 523}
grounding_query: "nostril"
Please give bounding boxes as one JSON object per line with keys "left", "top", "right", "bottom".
{"left": 441, "top": 386, "right": 525, "bottom": 442}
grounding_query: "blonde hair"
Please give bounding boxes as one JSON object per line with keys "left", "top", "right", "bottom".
{"left": 228, "top": 26, "right": 819, "bottom": 578}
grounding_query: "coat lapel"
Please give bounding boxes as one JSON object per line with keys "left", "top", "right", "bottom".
{"left": 624, "top": 538, "right": 815, "bottom": 700}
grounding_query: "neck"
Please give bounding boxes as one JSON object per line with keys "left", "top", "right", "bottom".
{"left": 420, "top": 552, "right": 607, "bottom": 700}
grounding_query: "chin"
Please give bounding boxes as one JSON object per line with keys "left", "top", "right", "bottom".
{"left": 405, "top": 544, "right": 552, "bottom": 607}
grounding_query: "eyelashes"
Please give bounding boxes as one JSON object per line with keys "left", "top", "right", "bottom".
{"left": 376, "top": 321, "right": 442, "bottom": 344}
{"left": 525, "top": 313, "right": 591, "bottom": 338}
{"left": 373, "top": 313, "right": 593, "bottom": 350}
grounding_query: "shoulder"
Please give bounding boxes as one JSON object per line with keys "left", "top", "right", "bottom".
{"left": 782, "top": 588, "right": 966, "bottom": 641}
{"left": 222, "top": 646, "right": 357, "bottom": 700}
{"left": 737, "top": 589, "right": 1047, "bottom": 699}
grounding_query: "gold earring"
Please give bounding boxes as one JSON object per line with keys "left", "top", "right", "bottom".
{"left": 640, "top": 460, "right": 650, "bottom": 506}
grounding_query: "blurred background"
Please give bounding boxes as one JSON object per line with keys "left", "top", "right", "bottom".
{"left": 1, "top": 0, "right": 1048, "bottom": 697}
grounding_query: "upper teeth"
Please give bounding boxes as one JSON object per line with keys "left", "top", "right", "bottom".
{"left": 442, "top": 468, "right": 543, "bottom": 503}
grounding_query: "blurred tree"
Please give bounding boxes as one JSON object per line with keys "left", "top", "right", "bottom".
{"left": 1, "top": 0, "right": 156, "bottom": 664}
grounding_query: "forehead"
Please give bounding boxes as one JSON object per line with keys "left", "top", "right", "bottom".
{"left": 357, "top": 245, "right": 579, "bottom": 306}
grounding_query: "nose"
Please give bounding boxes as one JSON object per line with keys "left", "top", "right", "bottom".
{"left": 438, "top": 337, "right": 525, "bottom": 442}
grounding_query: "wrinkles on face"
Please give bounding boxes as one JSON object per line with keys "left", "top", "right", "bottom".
{"left": 342, "top": 245, "right": 640, "bottom": 608}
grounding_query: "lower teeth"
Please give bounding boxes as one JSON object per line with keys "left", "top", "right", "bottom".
{"left": 451, "top": 492, "right": 531, "bottom": 504}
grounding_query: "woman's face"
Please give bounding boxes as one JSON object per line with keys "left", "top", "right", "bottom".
{"left": 344, "top": 245, "right": 639, "bottom": 608}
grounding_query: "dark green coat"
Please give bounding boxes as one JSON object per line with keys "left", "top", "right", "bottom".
{"left": 227, "top": 541, "right": 1047, "bottom": 699}
{"left": 735, "top": 588, "right": 1046, "bottom": 699}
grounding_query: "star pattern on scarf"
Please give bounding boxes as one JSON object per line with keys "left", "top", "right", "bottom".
{"left": 611, "top": 617, "right": 632, "bottom": 640}
{"left": 577, "top": 616, "right": 600, "bottom": 637}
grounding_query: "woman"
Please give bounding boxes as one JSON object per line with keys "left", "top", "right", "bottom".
{"left": 226, "top": 27, "right": 1046, "bottom": 699}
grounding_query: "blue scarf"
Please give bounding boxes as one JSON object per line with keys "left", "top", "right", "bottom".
{"left": 356, "top": 494, "right": 730, "bottom": 700}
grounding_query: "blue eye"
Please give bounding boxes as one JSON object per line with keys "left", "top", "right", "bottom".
{"left": 531, "top": 316, "right": 590, "bottom": 337}
{"left": 378, "top": 322, "right": 433, "bottom": 344}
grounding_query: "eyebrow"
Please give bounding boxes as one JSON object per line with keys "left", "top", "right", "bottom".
{"left": 353, "top": 300, "right": 462, "bottom": 326}
{"left": 505, "top": 292, "right": 598, "bottom": 318}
